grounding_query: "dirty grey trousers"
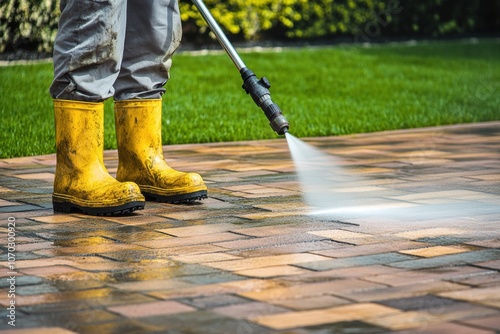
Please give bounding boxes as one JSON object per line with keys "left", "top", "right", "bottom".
{"left": 50, "top": 0, "right": 182, "bottom": 102}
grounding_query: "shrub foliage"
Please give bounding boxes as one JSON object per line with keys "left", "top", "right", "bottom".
{"left": 0, "top": 0, "right": 60, "bottom": 53}
{"left": 0, "top": 0, "right": 498, "bottom": 53}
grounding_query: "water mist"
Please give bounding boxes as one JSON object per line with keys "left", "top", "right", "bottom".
{"left": 285, "top": 133, "right": 500, "bottom": 228}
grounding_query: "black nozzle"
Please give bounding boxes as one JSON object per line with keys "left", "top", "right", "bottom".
{"left": 240, "top": 68, "right": 289, "bottom": 135}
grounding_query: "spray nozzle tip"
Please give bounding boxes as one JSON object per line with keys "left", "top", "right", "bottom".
{"left": 276, "top": 125, "right": 289, "bottom": 136}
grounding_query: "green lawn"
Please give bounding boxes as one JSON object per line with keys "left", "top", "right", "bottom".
{"left": 1, "top": 40, "right": 499, "bottom": 158}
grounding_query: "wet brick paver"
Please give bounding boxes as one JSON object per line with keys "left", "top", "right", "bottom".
{"left": 0, "top": 122, "right": 499, "bottom": 333}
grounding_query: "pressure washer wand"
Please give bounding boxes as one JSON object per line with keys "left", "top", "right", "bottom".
{"left": 191, "top": 0, "right": 290, "bottom": 135}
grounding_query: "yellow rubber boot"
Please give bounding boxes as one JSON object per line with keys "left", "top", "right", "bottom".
{"left": 114, "top": 99, "right": 207, "bottom": 203}
{"left": 52, "top": 100, "right": 145, "bottom": 215}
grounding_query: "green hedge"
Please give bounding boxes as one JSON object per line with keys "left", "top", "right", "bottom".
{"left": 1, "top": 0, "right": 498, "bottom": 53}
{"left": 382, "top": 0, "right": 499, "bottom": 37}
{"left": 0, "top": 0, "right": 60, "bottom": 53}
{"left": 179, "top": 0, "right": 385, "bottom": 40}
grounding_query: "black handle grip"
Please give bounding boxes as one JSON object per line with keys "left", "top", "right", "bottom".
{"left": 240, "top": 68, "right": 289, "bottom": 135}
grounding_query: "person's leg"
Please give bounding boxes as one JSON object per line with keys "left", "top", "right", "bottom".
{"left": 113, "top": 0, "right": 182, "bottom": 100}
{"left": 50, "top": 0, "right": 128, "bottom": 101}
{"left": 114, "top": 0, "right": 207, "bottom": 203}
{"left": 50, "top": 0, "right": 145, "bottom": 215}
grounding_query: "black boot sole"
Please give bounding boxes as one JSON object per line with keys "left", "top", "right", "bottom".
{"left": 143, "top": 190, "right": 208, "bottom": 203}
{"left": 53, "top": 200, "right": 145, "bottom": 216}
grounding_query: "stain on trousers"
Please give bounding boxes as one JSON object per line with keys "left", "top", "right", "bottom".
{"left": 50, "top": 0, "right": 182, "bottom": 101}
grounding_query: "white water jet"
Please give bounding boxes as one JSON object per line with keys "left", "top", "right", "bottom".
{"left": 285, "top": 133, "right": 500, "bottom": 226}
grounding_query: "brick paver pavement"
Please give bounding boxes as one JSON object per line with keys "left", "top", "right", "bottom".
{"left": 0, "top": 122, "right": 499, "bottom": 334}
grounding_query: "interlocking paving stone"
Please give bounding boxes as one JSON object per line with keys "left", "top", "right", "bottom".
{"left": 252, "top": 303, "right": 402, "bottom": 330}
{"left": 303, "top": 321, "right": 389, "bottom": 334}
{"left": 228, "top": 239, "right": 347, "bottom": 258}
{"left": 1, "top": 309, "right": 119, "bottom": 331}
{"left": 365, "top": 302, "right": 499, "bottom": 331}
{"left": 449, "top": 272, "right": 500, "bottom": 287}
{"left": 205, "top": 253, "right": 334, "bottom": 272}
{"left": 273, "top": 294, "right": 351, "bottom": 311}
{"left": 235, "top": 265, "right": 312, "bottom": 278}
{"left": 331, "top": 281, "right": 468, "bottom": 303}
{"left": 239, "top": 279, "right": 385, "bottom": 303}
{"left": 17, "top": 265, "right": 81, "bottom": 278}
{"left": 1, "top": 122, "right": 499, "bottom": 332}
{"left": 312, "top": 240, "right": 427, "bottom": 258}
{"left": 437, "top": 286, "right": 500, "bottom": 303}
{"left": 134, "top": 231, "right": 249, "bottom": 249}
{"left": 377, "top": 295, "right": 458, "bottom": 311}
{"left": 466, "top": 239, "right": 500, "bottom": 248}
{"left": 0, "top": 275, "right": 44, "bottom": 288}
{"left": 213, "top": 231, "right": 330, "bottom": 250}
{"left": 363, "top": 266, "right": 495, "bottom": 287}
{"left": 108, "top": 278, "right": 192, "bottom": 292}
{"left": 179, "top": 293, "right": 248, "bottom": 309}
{"left": 170, "top": 252, "right": 241, "bottom": 264}
{"left": 389, "top": 249, "right": 500, "bottom": 270}
{"left": 393, "top": 322, "right": 496, "bottom": 334}
{"left": 459, "top": 314, "right": 500, "bottom": 332}
{"left": 0, "top": 328, "right": 79, "bottom": 334}
{"left": 139, "top": 310, "right": 272, "bottom": 334}
{"left": 295, "top": 252, "right": 416, "bottom": 271}
{"left": 212, "top": 301, "right": 289, "bottom": 319}
{"left": 394, "top": 227, "right": 468, "bottom": 240}
{"left": 0, "top": 199, "right": 22, "bottom": 207}
{"left": 145, "top": 279, "right": 273, "bottom": 301}
{"left": 0, "top": 204, "right": 44, "bottom": 212}
{"left": 415, "top": 236, "right": 476, "bottom": 246}
{"left": 15, "top": 283, "right": 62, "bottom": 296}
{"left": 399, "top": 245, "right": 474, "bottom": 258}
{"left": 179, "top": 271, "right": 248, "bottom": 285}
{"left": 477, "top": 260, "right": 500, "bottom": 271}
{"left": 107, "top": 300, "right": 195, "bottom": 318}
{"left": 76, "top": 320, "right": 163, "bottom": 334}
{"left": 278, "top": 265, "right": 405, "bottom": 283}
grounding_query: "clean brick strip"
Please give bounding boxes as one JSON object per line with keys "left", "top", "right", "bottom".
{"left": 204, "top": 253, "right": 333, "bottom": 271}
{"left": 252, "top": 303, "right": 401, "bottom": 330}
{"left": 107, "top": 300, "right": 195, "bottom": 318}
{"left": 239, "top": 279, "right": 385, "bottom": 302}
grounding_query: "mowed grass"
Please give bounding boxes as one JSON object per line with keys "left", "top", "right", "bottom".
{"left": 0, "top": 40, "right": 499, "bottom": 158}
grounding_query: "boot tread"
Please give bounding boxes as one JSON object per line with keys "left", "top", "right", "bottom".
{"left": 53, "top": 200, "right": 145, "bottom": 216}
{"left": 142, "top": 190, "right": 208, "bottom": 204}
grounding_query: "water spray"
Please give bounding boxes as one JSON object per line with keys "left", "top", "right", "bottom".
{"left": 192, "top": 0, "right": 290, "bottom": 135}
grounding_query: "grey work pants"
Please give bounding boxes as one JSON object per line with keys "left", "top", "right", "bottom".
{"left": 50, "top": 0, "right": 182, "bottom": 102}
